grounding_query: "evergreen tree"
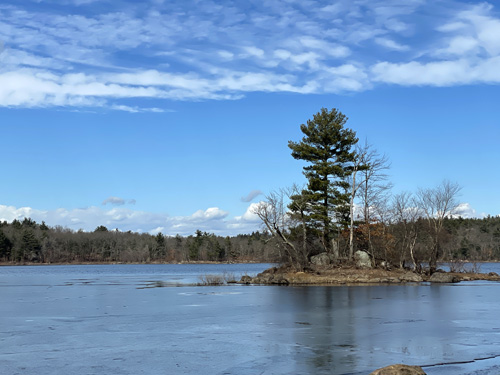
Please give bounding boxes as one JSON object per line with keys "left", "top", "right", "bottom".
{"left": 154, "top": 233, "right": 166, "bottom": 259}
{"left": 0, "top": 230, "right": 13, "bottom": 260}
{"left": 288, "top": 107, "right": 358, "bottom": 255}
{"left": 20, "top": 229, "right": 42, "bottom": 262}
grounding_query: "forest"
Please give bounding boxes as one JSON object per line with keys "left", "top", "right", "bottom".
{"left": 0, "top": 215, "right": 499, "bottom": 266}
{"left": 0, "top": 218, "right": 278, "bottom": 264}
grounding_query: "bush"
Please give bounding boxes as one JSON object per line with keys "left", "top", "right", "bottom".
{"left": 197, "top": 272, "right": 238, "bottom": 285}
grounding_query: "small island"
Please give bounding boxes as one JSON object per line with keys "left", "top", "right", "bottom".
{"left": 239, "top": 261, "right": 500, "bottom": 286}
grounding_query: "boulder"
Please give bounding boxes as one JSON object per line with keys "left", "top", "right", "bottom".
{"left": 429, "top": 272, "right": 460, "bottom": 283}
{"left": 370, "top": 364, "right": 426, "bottom": 375}
{"left": 310, "top": 252, "right": 334, "bottom": 266}
{"left": 239, "top": 275, "right": 252, "bottom": 284}
{"left": 354, "top": 250, "right": 372, "bottom": 268}
{"left": 399, "top": 272, "right": 424, "bottom": 283}
{"left": 250, "top": 268, "right": 290, "bottom": 285}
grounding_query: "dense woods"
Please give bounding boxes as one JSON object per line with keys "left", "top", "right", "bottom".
{"left": 1, "top": 215, "right": 500, "bottom": 266}
{"left": 0, "top": 218, "right": 279, "bottom": 264}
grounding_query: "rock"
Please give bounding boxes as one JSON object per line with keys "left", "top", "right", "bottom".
{"left": 239, "top": 275, "right": 252, "bottom": 284}
{"left": 380, "top": 260, "right": 391, "bottom": 270}
{"left": 399, "top": 272, "right": 423, "bottom": 283}
{"left": 354, "top": 250, "right": 372, "bottom": 268}
{"left": 489, "top": 272, "right": 499, "bottom": 277}
{"left": 254, "top": 275, "right": 289, "bottom": 285}
{"left": 429, "top": 272, "right": 459, "bottom": 283}
{"left": 370, "top": 364, "right": 426, "bottom": 375}
{"left": 310, "top": 252, "right": 334, "bottom": 266}
{"left": 250, "top": 268, "right": 290, "bottom": 285}
{"left": 270, "top": 275, "right": 290, "bottom": 285}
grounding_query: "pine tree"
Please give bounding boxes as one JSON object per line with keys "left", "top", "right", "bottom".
{"left": 0, "top": 230, "right": 13, "bottom": 260}
{"left": 20, "top": 229, "right": 42, "bottom": 262}
{"left": 288, "top": 107, "right": 358, "bottom": 255}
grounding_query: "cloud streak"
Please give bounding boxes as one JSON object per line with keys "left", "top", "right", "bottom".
{"left": 241, "top": 190, "right": 263, "bottom": 202}
{"left": 1, "top": 1, "right": 500, "bottom": 110}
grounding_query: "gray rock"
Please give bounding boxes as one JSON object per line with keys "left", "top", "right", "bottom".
{"left": 310, "top": 252, "right": 334, "bottom": 266}
{"left": 251, "top": 273, "right": 289, "bottom": 285}
{"left": 429, "top": 272, "right": 459, "bottom": 283}
{"left": 354, "top": 250, "right": 372, "bottom": 268}
{"left": 370, "top": 364, "right": 426, "bottom": 375}
{"left": 380, "top": 260, "right": 391, "bottom": 270}
{"left": 239, "top": 275, "right": 252, "bottom": 284}
{"left": 399, "top": 272, "right": 423, "bottom": 283}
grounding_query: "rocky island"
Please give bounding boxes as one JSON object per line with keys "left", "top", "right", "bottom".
{"left": 239, "top": 251, "right": 500, "bottom": 286}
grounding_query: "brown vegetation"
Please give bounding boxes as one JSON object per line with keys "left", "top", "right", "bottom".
{"left": 241, "top": 264, "right": 500, "bottom": 285}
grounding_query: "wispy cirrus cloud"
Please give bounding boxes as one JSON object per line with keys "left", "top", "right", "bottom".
{"left": 1, "top": 1, "right": 500, "bottom": 110}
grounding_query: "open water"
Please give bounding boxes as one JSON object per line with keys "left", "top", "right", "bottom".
{"left": 1, "top": 263, "right": 500, "bottom": 375}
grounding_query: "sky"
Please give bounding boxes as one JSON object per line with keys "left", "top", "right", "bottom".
{"left": 1, "top": 0, "right": 499, "bottom": 236}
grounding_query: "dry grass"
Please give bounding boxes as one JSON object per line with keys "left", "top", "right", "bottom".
{"left": 448, "top": 260, "right": 482, "bottom": 273}
{"left": 197, "top": 272, "right": 238, "bottom": 286}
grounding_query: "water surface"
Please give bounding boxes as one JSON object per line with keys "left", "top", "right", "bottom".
{"left": 1, "top": 263, "right": 499, "bottom": 375}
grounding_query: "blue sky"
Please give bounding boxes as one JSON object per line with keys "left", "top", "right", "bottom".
{"left": 1, "top": 0, "right": 499, "bottom": 236}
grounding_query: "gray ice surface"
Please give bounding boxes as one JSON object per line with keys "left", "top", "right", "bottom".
{"left": 1, "top": 264, "right": 500, "bottom": 375}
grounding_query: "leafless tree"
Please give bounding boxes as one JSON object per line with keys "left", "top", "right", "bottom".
{"left": 252, "top": 187, "right": 309, "bottom": 269}
{"left": 417, "top": 180, "right": 462, "bottom": 273}
{"left": 346, "top": 143, "right": 369, "bottom": 259}
{"left": 349, "top": 142, "right": 392, "bottom": 261}
{"left": 391, "top": 192, "right": 422, "bottom": 271}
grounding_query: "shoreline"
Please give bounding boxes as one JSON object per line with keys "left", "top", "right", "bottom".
{"left": 0, "top": 260, "right": 268, "bottom": 267}
{"left": 2, "top": 261, "right": 500, "bottom": 286}
{"left": 239, "top": 265, "right": 500, "bottom": 285}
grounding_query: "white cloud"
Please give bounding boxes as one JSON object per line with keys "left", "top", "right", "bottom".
{"left": 241, "top": 46, "right": 265, "bottom": 58}
{"left": 454, "top": 202, "right": 487, "bottom": 219}
{"left": 375, "top": 37, "right": 409, "bottom": 51}
{"left": 230, "top": 202, "right": 263, "bottom": 231}
{"left": 371, "top": 60, "right": 471, "bottom": 86}
{"left": 149, "top": 226, "right": 165, "bottom": 235}
{"left": 1, "top": 1, "right": 500, "bottom": 109}
{"left": 0, "top": 203, "right": 262, "bottom": 236}
{"left": 438, "top": 21, "right": 468, "bottom": 33}
{"left": 191, "top": 207, "right": 229, "bottom": 221}
{"left": 439, "top": 36, "right": 478, "bottom": 56}
{"left": 217, "top": 50, "right": 234, "bottom": 60}
{"left": 372, "top": 56, "right": 500, "bottom": 86}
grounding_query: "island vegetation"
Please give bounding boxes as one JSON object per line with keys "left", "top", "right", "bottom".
{"left": 1, "top": 108, "right": 500, "bottom": 281}
{"left": 250, "top": 107, "right": 500, "bottom": 278}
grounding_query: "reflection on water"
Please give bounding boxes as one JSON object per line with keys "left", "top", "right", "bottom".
{"left": 1, "top": 264, "right": 500, "bottom": 375}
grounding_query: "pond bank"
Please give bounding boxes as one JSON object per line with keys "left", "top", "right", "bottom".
{"left": 240, "top": 265, "right": 500, "bottom": 285}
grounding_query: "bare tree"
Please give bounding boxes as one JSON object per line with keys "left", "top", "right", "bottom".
{"left": 391, "top": 192, "right": 422, "bottom": 271}
{"left": 346, "top": 143, "right": 369, "bottom": 260}
{"left": 252, "top": 187, "right": 309, "bottom": 269}
{"left": 417, "top": 180, "right": 462, "bottom": 273}
{"left": 288, "top": 184, "right": 310, "bottom": 262}
{"left": 351, "top": 142, "right": 392, "bottom": 262}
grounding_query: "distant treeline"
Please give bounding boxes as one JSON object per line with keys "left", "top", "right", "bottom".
{"left": 0, "top": 218, "right": 279, "bottom": 264}
{"left": 0, "top": 216, "right": 499, "bottom": 265}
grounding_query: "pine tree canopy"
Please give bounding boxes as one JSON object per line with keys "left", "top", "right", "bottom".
{"left": 288, "top": 107, "right": 358, "bottom": 251}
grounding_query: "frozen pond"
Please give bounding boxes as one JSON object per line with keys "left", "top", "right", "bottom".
{"left": 1, "top": 263, "right": 500, "bottom": 375}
